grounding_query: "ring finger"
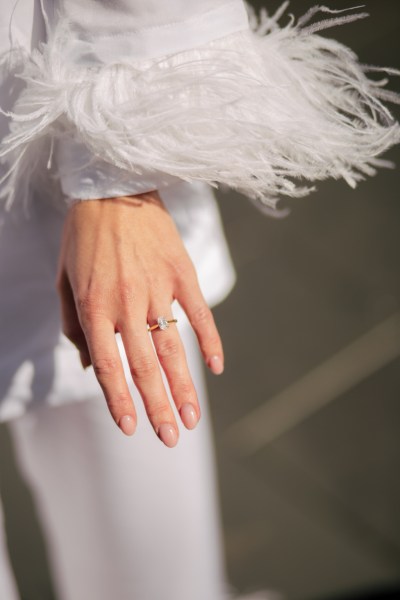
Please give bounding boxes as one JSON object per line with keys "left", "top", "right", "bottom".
{"left": 148, "top": 306, "right": 200, "bottom": 431}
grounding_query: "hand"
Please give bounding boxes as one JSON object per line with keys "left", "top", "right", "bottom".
{"left": 56, "top": 191, "right": 224, "bottom": 447}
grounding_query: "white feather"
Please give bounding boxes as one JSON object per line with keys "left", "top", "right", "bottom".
{"left": 1, "top": 2, "right": 399, "bottom": 210}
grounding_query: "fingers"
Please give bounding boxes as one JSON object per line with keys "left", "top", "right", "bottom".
{"left": 119, "top": 318, "right": 179, "bottom": 448}
{"left": 80, "top": 316, "right": 137, "bottom": 437}
{"left": 148, "top": 307, "right": 200, "bottom": 431}
{"left": 58, "top": 271, "right": 183, "bottom": 447}
{"left": 58, "top": 271, "right": 137, "bottom": 436}
{"left": 175, "top": 270, "right": 224, "bottom": 376}
{"left": 57, "top": 263, "right": 215, "bottom": 445}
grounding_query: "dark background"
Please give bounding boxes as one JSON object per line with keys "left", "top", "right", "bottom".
{"left": 1, "top": 2, "right": 400, "bottom": 599}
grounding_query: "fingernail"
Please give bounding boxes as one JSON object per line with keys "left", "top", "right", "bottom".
{"left": 158, "top": 423, "right": 178, "bottom": 448}
{"left": 119, "top": 415, "right": 136, "bottom": 436}
{"left": 180, "top": 403, "right": 198, "bottom": 430}
{"left": 209, "top": 355, "right": 224, "bottom": 375}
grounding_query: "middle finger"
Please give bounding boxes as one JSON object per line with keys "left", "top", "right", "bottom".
{"left": 119, "top": 314, "right": 179, "bottom": 448}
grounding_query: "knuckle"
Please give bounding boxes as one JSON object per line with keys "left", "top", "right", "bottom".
{"left": 175, "top": 380, "right": 194, "bottom": 397}
{"left": 156, "top": 338, "right": 180, "bottom": 360}
{"left": 93, "top": 357, "right": 119, "bottom": 377}
{"left": 173, "top": 256, "right": 195, "bottom": 279}
{"left": 77, "top": 292, "right": 105, "bottom": 315}
{"left": 117, "top": 281, "right": 136, "bottom": 307}
{"left": 79, "top": 313, "right": 101, "bottom": 333}
{"left": 191, "top": 304, "right": 212, "bottom": 326}
{"left": 107, "top": 393, "right": 133, "bottom": 415}
{"left": 130, "top": 356, "right": 157, "bottom": 380}
{"left": 146, "top": 399, "right": 171, "bottom": 421}
{"left": 205, "top": 333, "right": 221, "bottom": 349}
{"left": 78, "top": 305, "right": 105, "bottom": 330}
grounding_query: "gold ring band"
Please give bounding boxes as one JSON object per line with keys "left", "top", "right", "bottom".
{"left": 147, "top": 316, "right": 178, "bottom": 332}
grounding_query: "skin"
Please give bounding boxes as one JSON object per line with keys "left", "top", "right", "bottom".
{"left": 56, "top": 190, "right": 224, "bottom": 447}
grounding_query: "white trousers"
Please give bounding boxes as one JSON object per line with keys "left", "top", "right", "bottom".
{"left": 1, "top": 322, "right": 230, "bottom": 600}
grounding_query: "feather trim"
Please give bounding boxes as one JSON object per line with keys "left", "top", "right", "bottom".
{"left": 1, "top": 3, "right": 400, "bottom": 210}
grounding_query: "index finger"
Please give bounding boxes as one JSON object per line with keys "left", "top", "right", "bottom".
{"left": 82, "top": 317, "right": 137, "bottom": 436}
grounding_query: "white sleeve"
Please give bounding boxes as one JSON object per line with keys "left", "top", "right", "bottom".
{"left": 1, "top": 1, "right": 399, "bottom": 209}
{"left": 46, "top": 0, "right": 250, "bottom": 203}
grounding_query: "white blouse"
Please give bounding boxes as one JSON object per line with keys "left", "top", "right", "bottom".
{"left": 0, "top": 0, "right": 243, "bottom": 420}
{"left": 0, "top": 0, "right": 399, "bottom": 420}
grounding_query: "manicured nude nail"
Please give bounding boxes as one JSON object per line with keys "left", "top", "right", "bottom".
{"left": 158, "top": 423, "right": 178, "bottom": 448}
{"left": 119, "top": 415, "right": 136, "bottom": 436}
{"left": 209, "top": 355, "right": 224, "bottom": 375}
{"left": 180, "top": 403, "right": 198, "bottom": 430}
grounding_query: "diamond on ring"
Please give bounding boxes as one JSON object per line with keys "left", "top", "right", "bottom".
{"left": 157, "top": 316, "right": 169, "bottom": 331}
{"left": 147, "top": 316, "right": 178, "bottom": 332}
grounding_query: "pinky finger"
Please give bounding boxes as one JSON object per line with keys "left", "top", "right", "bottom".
{"left": 57, "top": 269, "right": 92, "bottom": 368}
{"left": 176, "top": 278, "right": 224, "bottom": 376}
{"left": 79, "top": 350, "right": 92, "bottom": 369}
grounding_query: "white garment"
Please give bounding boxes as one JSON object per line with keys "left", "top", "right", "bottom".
{"left": 5, "top": 321, "right": 231, "bottom": 600}
{"left": 0, "top": 0, "right": 238, "bottom": 421}
{"left": 0, "top": 3, "right": 398, "bottom": 600}
{"left": 0, "top": 6, "right": 237, "bottom": 598}
{"left": 0, "top": 179, "right": 236, "bottom": 421}
{"left": 1, "top": 1, "right": 398, "bottom": 418}
{"left": 2, "top": 2, "right": 398, "bottom": 212}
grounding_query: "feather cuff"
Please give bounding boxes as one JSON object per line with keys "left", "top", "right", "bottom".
{"left": 1, "top": 2, "right": 400, "bottom": 210}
